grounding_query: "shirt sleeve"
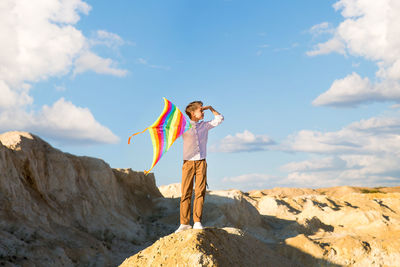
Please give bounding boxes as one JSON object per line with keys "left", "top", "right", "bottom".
{"left": 206, "top": 114, "right": 224, "bottom": 130}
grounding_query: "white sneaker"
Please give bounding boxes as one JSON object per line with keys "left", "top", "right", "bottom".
{"left": 175, "top": 224, "right": 192, "bottom": 233}
{"left": 193, "top": 222, "right": 204, "bottom": 230}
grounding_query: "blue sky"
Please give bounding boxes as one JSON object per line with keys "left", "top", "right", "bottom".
{"left": 1, "top": 0, "right": 400, "bottom": 191}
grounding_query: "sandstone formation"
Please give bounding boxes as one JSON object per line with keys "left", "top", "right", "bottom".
{"left": 120, "top": 227, "right": 302, "bottom": 267}
{"left": 1, "top": 131, "right": 399, "bottom": 267}
{"left": 152, "top": 184, "right": 400, "bottom": 266}
{"left": 158, "top": 183, "right": 181, "bottom": 198}
{"left": 0, "top": 132, "right": 163, "bottom": 266}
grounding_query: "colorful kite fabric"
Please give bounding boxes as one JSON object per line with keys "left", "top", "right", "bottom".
{"left": 128, "top": 97, "right": 192, "bottom": 174}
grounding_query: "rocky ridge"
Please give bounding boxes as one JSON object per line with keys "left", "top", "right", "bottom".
{"left": 0, "top": 132, "right": 163, "bottom": 266}
{"left": 144, "top": 183, "right": 400, "bottom": 266}
{"left": 120, "top": 227, "right": 301, "bottom": 267}
{"left": 0, "top": 131, "right": 399, "bottom": 266}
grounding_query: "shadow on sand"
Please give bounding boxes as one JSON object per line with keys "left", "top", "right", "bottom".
{"left": 137, "top": 192, "right": 344, "bottom": 267}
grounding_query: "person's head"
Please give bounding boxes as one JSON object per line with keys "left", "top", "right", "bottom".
{"left": 185, "top": 101, "right": 204, "bottom": 121}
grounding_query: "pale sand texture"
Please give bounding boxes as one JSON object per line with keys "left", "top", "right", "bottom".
{"left": 1, "top": 131, "right": 399, "bottom": 266}
{"left": 120, "top": 227, "right": 302, "bottom": 267}
{"left": 0, "top": 131, "right": 163, "bottom": 266}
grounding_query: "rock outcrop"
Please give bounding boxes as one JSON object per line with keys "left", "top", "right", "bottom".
{"left": 155, "top": 183, "right": 400, "bottom": 266}
{"left": 120, "top": 227, "right": 302, "bottom": 267}
{"left": 1, "top": 131, "right": 399, "bottom": 267}
{"left": 0, "top": 132, "right": 163, "bottom": 266}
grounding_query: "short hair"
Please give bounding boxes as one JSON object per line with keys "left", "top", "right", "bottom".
{"left": 185, "top": 101, "right": 203, "bottom": 119}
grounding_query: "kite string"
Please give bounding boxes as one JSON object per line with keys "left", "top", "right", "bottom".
{"left": 128, "top": 127, "right": 149, "bottom": 144}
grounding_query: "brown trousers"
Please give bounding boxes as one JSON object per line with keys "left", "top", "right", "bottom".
{"left": 180, "top": 159, "right": 207, "bottom": 225}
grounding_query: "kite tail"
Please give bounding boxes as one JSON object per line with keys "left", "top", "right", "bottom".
{"left": 143, "top": 166, "right": 155, "bottom": 176}
{"left": 128, "top": 127, "right": 148, "bottom": 144}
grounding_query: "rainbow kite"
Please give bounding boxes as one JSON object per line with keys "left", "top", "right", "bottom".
{"left": 128, "top": 97, "right": 192, "bottom": 174}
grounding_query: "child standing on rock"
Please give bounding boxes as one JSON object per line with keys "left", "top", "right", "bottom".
{"left": 175, "top": 101, "right": 224, "bottom": 233}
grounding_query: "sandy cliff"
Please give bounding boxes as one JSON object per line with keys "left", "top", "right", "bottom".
{"left": 1, "top": 131, "right": 399, "bottom": 267}
{"left": 140, "top": 183, "right": 400, "bottom": 266}
{"left": 0, "top": 131, "right": 163, "bottom": 266}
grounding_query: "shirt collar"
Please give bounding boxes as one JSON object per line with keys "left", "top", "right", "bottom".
{"left": 190, "top": 120, "right": 202, "bottom": 125}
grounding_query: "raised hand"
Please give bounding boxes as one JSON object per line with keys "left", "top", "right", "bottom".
{"left": 201, "top": 105, "right": 220, "bottom": 116}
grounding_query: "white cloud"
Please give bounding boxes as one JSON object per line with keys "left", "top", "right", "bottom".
{"left": 283, "top": 129, "right": 359, "bottom": 154}
{"left": 278, "top": 112, "right": 400, "bottom": 187}
{"left": 211, "top": 130, "right": 275, "bottom": 153}
{"left": 390, "top": 104, "right": 400, "bottom": 109}
{"left": 283, "top": 113, "right": 400, "bottom": 155}
{"left": 74, "top": 51, "right": 128, "bottom": 77}
{"left": 231, "top": 154, "right": 400, "bottom": 189}
{"left": 348, "top": 115, "right": 400, "bottom": 133}
{"left": 273, "top": 43, "right": 300, "bottom": 52}
{"left": 221, "top": 173, "right": 279, "bottom": 191}
{"left": 279, "top": 155, "right": 400, "bottom": 188}
{"left": 312, "top": 72, "right": 400, "bottom": 107}
{"left": 312, "top": 72, "right": 376, "bottom": 107}
{"left": 306, "top": 38, "right": 346, "bottom": 56}
{"left": 137, "top": 58, "right": 171, "bottom": 71}
{"left": 0, "top": 1, "right": 86, "bottom": 85}
{"left": 47, "top": 0, "right": 91, "bottom": 23}
{"left": 223, "top": 173, "right": 274, "bottom": 183}
{"left": 284, "top": 171, "right": 341, "bottom": 187}
{"left": 281, "top": 157, "right": 347, "bottom": 173}
{"left": 0, "top": 81, "right": 32, "bottom": 110}
{"left": 309, "top": 0, "right": 396, "bottom": 61}
{"left": 309, "top": 22, "right": 335, "bottom": 36}
{"left": 0, "top": 0, "right": 125, "bottom": 144}
{"left": 35, "top": 98, "right": 119, "bottom": 144}
{"left": 93, "top": 30, "right": 124, "bottom": 47}
{"left": 0, "top": 98, "right": 119, "bottom": 145}
{"left": 308, "top": 0, "right": 400, "bottom": 106}
{"left": 89, "top": 30, "right": 134, "bottom": 49}
{"left": 54, "top": 85, "right": 67, "bottom": 92}
{"left": 218, "top": 113, "right": 400, "bottom": 189}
